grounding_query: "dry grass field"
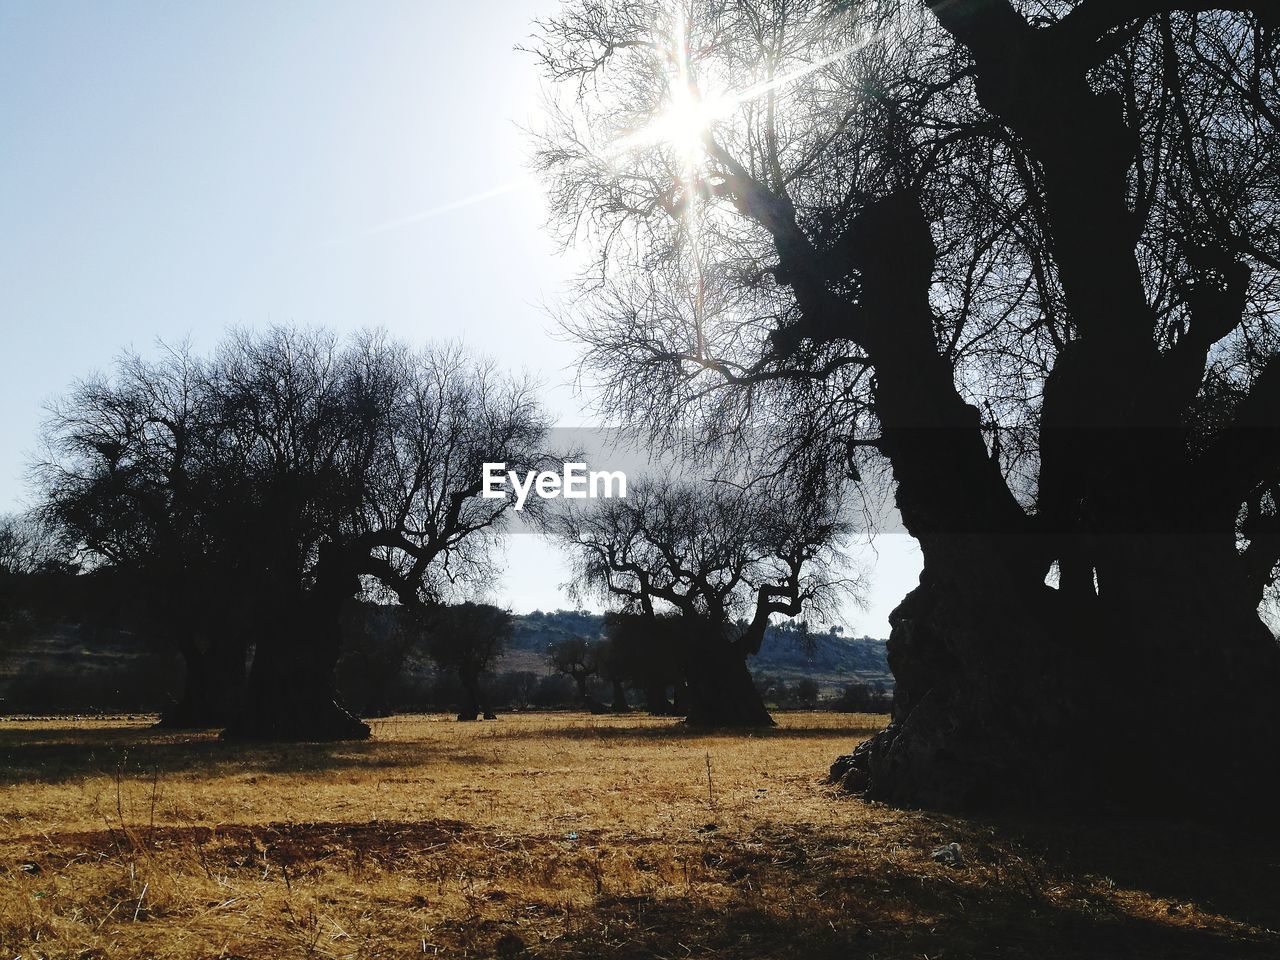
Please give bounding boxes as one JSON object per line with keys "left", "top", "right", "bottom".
{"left": 1, "top": 712, "right": 1276, "bottom": 959}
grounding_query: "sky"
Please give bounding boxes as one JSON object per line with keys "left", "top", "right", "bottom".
{"left": 0, "top": 0, "right": 921, "bottom": 635}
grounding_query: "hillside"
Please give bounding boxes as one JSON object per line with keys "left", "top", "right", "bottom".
{"left": 0, "top": 608, "right": 891, "bottom": 715}
{"left": 509, "top": 610, "right": 892, "bottom": 689}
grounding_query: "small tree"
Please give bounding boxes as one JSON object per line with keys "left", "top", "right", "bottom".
{"left": 834, "top": 681, "right": 892, "bottom": 715}
{"left": 510, "top": 670, "right": 540, "bottom": 710}
{"left": 427, "top": 602, "right": 512, "bottom": 721}
{"left": 547, "top": 635, "right": 607, "bottom": 712}
{"left": 794, "top": 678, "right": 820, "bottom": 710}
{"left": 552, "top": 475, "right": 856, "bottom": 727}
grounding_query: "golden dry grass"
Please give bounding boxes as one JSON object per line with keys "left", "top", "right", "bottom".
{"left": 1, "top": 712, "right": 1276, "bottom": 959}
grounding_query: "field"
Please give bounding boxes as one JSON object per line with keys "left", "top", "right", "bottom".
{"left": 1, "top": 713, "right": 1276, "bottom": 959}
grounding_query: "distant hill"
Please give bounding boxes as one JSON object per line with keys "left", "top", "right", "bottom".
{"left": 0, "top": 607, "right": 891, "bottom": 715}
{"left": 507, "top": 610, "right": 891, "bottom": 691}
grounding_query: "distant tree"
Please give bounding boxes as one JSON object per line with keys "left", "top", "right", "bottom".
{"left": 533, "top": 672, "right": 578, "bottom": 708}
{"left": 794, "top": 678, "right": 820, "bottom": 709}
{"left": 553, "top": 475, "right": 855, "bottom": 727}
{"left": 833, "top": 681, "right": 892, "bottom": 715}
{"left": 603, "top": 612, "right": 685, "bottom": 714}
{"left": 38, "top": 329, "right": 550, "bottom": 740}
{"left": 547, "top": 635, "right": 610, "bottom": 712}
{"left": 0, "top": 512, "right": 75, "bottom": 653}
{"left": 510, "top": 670, "right": 540, "bottom": 710}
{"left": 0, "top": 512, "right": 67, "bottom": 577}
{"left": 427, "top": 602, "right": 512, "bottom": 721}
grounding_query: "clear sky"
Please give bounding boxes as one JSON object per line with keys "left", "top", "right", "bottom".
{"left": 0, "top": 0, "right": 921, "bottom": 635}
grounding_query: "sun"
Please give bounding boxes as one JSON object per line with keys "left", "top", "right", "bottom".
{"left": 607, "top": 6, "right": 721, "bottom": 167}
{"left": 655, "top": 81, "right": 720, "bottom": 169}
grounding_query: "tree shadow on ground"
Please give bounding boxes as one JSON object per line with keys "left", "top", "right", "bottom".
{"left": 447, "top": 717, "right": 886, "bottom": 742}
{"left": 553, "top": 814, "right": 1280, "bottom": 959}
{"left": 0, "top": 726, "right": 491, "bottom": 785}
{"left": 974, "top": 813, "right": 1280, "bottom": 940}
{"left": 556, "top": 889, "right": 1275, "bottom": 960}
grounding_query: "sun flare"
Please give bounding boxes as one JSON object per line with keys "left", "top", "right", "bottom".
{"left": 652, "top": 84, "right": 720, "bottom": 168}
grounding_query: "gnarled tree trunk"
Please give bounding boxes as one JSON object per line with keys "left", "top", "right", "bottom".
{"left": 833, "top": 531, "right": 1280, "bottom": 811}
{"left": 222, "top": 549, "right": 370, "bottom": 742}
{"left": 681, "top": 623, "right": 774, "bottom": 728}
{"left": 824, "top": 126, "right": 1280, "bottom": 811}
{"left": 610, "top": 678, "right": 630, "bottom": 712}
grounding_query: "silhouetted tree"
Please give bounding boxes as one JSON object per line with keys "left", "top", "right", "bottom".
{"left": 532, "top": 1, "right": 1280, "bottom": 808}
{"left": 37, "top": 345, "right": 253, "bottom": 729}
{"left": 794, "top": 678, "right": 820, "bottom": 709}
{"left": 833, "top": 681, "right": 891, "bottom": 715}
{"left": 553, "top": 477, "right": 853, "bottom": 727}
{"left": 547, "top": 635, "right": 608, "bottom": 711}
{"left": 427, "top": 602, "right": 513, "bottom": 721}
{"left": 494, "top": 670, "right": 540, "bottom": 716}
{"left": 339, "top": 603, "right": 422, "bottom": 717}
{"left": 0, "top": 513, "right": 67, "bottom": 578}
{"left": 38, "top": 329, "right": 549, "bottom": 740}
{"left": 603, "top": 612, "right": 684, "bottom": 714}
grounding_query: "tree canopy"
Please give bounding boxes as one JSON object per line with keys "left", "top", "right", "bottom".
{"left": 531, "top": 1, "right": 1280, "bottom": 806}
{"left": 36, "top": 327, "right": 551, "bottom": 738}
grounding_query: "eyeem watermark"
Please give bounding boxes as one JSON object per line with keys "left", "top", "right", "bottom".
{"left": 482, "top": 462, "right": 627, "bottom": 511}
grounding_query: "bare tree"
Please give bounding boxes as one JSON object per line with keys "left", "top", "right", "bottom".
{"left": 0, "top": 513, "right": 66, "bottom": 577}
{"left": 427, "top": 602, "right": 513, "bottom": 721}
{"left": 531, "top": 1, "right": 1280, "bottom": 807}
{"left": 551, "top": 475, "right": 855, "bottom": 726}
{"left": 36, "top": 343, "right": 253, "bottom": 729}
{"left": 38, "top": 328, "right": 551, "bottom": 740}
{"left": 794, "top": 678, "right": 821, "bottom": 710}
{"left": 547, "top": 635, "right": 608, "bottom": 711}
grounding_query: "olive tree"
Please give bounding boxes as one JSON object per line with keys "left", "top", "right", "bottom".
{"left": 39, "top": 328, "right": 551, "bottom": 740}
{"left": 531, "top": 1, "right": 1280, "bottom": 807}
{"left": 551, "top": 475, "right": 854, "bottom": 726}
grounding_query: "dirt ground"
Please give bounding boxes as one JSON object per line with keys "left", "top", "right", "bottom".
{"left": 1, "top": 712, "right": 1275, "bottom": 958}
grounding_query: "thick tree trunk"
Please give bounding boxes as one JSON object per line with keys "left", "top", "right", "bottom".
{"left": 683, "top": 635, "right": 774, "bottom": 728}
{"left": 643, "top": 684, "right": 676, "bottom": 715}
{"left": 826, "top": 198, "right": 1280, "bottom": 810}
{"left": 457, "top": 669, "right": 481, "bottom": 721}
{"left": 610, "top": 679, "right": 630, "bottom": 713}
{"left": 763, "top": 7, "right": 1280, "bottom": 814}
{"left": 222, "top": 552, "right": 369, "bottom": 742}
{"left": 156, "top": 638, "right": 248, "bottom": 729}
{"left": 832, "top": 536, "right": 1280, "bottom": 811}
{"left": 221, "top": 631, "right": 370, "bottom": 741}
